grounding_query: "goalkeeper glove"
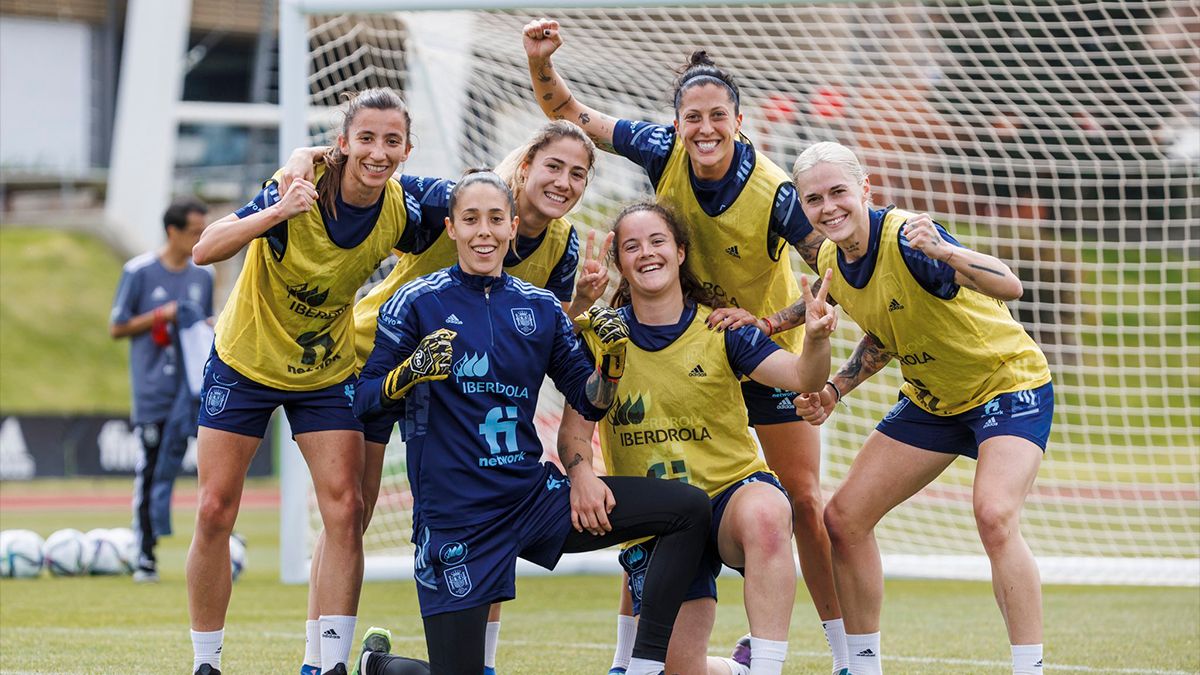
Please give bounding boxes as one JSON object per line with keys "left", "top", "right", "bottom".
{"left": 382, "top": 328, "right": 456, "bottom": 403}
{"left": 574, "top": 306, "right": 630, "bottom": 381}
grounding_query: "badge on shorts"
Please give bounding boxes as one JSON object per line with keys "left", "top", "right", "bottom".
{"left": 444, "top": 564, "right": 472, "bottom": 597}
{"left": 205, "top": 386, "right": 230, "bottom": 416}
{"left": 511, "top": 308, "right": 536, "bottom": 336}
{"left": 439, "top": 541, "right": 468, "bottom": 565}
{"left": 620, "top": 543, "right": 649, "bottom": 572}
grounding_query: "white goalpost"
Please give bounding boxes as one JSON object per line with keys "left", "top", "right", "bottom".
{"left": 277, "top": 0, "right": 1199, "bottom": 586}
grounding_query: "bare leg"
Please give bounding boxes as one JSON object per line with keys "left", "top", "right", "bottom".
{"left": 187, "top": 427, "right": 262, "bottom": 631}
{"left": 307, "top": 439, "right": 386, "bottom": 620}
{"left": 823, "top": 432, "right": 954, "bottom": 633}
{"left": 296, "top": 429, "right": 366, "bottom": 617}
{"left": 718, "top": 482, "right": 796, "bottom": 641}
{"left": 974, "top": 435, "right": 1043, "bottom": 645}
{"left": 757, "top": 421, "right": 841, "bottom": 621}
{"left": 663, "top": 598, "right": 715, "bottom": 675}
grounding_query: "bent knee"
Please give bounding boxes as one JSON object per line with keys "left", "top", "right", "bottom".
{"left": 974, "top": 504, "right": 1021, "bottom": 549}
{"left": 736, "top": 500, "right": 794, "bottom": 556}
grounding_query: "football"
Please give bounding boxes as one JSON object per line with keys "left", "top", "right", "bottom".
{"left": 43, "top": 528, "right": 95, "bottom": 576}
{"left": 0, "top": 529, "right": 45, "bottom": 578}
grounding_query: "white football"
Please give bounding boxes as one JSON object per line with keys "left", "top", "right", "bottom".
{"left": 43, "top": 528, "right": 95, "bottom": 576}
{"left": 1, "top": 529, "right": 45, "bottom": 578}
{"left": 106, "top": 527, "right": 139, "bottom": 573}
{"left": 229, "top": 533, "right": 247, "bottom": 581}
{"left": 87, "top": 528, "right": 132, "bottom": 575}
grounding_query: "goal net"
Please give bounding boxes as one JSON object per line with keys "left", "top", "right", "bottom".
{"left": 278, "top": 1, "right": 1199, "bottom": 586}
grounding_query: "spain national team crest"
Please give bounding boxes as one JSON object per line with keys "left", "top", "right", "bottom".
{"left": 511, "top": 308, "right": 536, "bottom": 336}
{"left": 205, "top": 386, "right": 229, "bottom": 416}
{"left": 444, "top": 564, "right": 472, "bottom": 597}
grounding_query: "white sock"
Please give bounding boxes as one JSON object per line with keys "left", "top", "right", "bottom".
{"left": 484, "top": 621, "right": 501, "bottom": 668}
{"left": 847, "top": 632, "right": 882, "bottom": 675}
{"left": 191, "top": 628, "right": 224, "bottom": 670}
{"left": 748, "top": 636, "right": 787, "bottom": 675}
{"left": 719, "top": 657, "right": 751, "bottom": 675}
{"left": 318, "top": 615, "right": 357, "bottom": 672}
{"left": 823, "top": 618, "right": 850, "bottom": 671}
{"left": 626, "top": 656, "right": 666, "bottom": 675}
{"left": 611, "top": 614, "right": 637, "bottom": 670}
{"left": 304, "top": 619, "right": 322, "bottom": 668}
{"left": 1012, "top": 643, "right": 1043, "bottom": 674}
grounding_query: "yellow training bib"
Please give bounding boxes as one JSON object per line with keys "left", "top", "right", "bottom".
{"left": 598, "top": 305, "right": 771, "bottom": 497}
{"left": 215, "top": 167, "right": 407, "bottom": 390}
{"left": 818, "top": 208, "right": 1051, "bottom": 415}
{"left": 656, "top": 141, "right": 806, "bottom": 355}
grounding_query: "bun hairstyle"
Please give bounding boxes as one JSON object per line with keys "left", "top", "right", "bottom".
{"left": 447, "top": 168, "right": 517, "bottom": 220}
{"left": 672, "top": 50, "right": 741, "bottom": 117}
{"left": 608, "top": 202, "right": 723, "bottom": 310}
{"left": 317, "top": 87, "right": 412, "bottom": 219}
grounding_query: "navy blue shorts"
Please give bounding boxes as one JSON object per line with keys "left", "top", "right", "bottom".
{"left": 621, "top": 471, "right": 787, "bottom": 615}
{"left": 363, "top": 415, "right": 398, "bottom": 445}
{"left": 197, "top": 351, "right": 362, "bottom": 438}
{"left": 740, "top": 380, "right": 801, "bottom": 427}
{"left": 412, "top": 464, "right": 573, "bottom": 617}
{"left": 876, "top": 381, "right": 1054, "bottom": 459}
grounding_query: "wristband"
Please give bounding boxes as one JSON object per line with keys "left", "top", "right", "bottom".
{"left": 826, "top": 380, "right": 843, "bottom": 403}
{"left": 761, "top": 316, "right": 775, "bottom": 337}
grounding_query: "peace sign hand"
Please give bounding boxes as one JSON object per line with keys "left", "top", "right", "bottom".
{"left": 802, "top": 269, "right": 838, "bottom": 341}
{"left": 575, "top": 229, "right": 614, "bottom": 307}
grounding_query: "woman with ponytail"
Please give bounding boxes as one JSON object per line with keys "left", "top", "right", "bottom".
{"left": 188, "top": 88, "right": 418, "bottom": 675}
{"left": 278, "top": 119, "right": 611, "bottom": 674}
{"left": 522, "top": 19, "right": 849, "bottom": 673}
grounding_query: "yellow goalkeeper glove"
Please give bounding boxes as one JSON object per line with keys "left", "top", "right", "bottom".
{"left": 574, "top": 306, "right": 630, "bottom": 381}
{"left": 382, "top": 328, "right": 456, "bottom": 403}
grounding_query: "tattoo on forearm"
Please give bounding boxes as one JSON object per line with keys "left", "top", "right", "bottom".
{"left": 542, "top": 92, "right": 553, "bottom": 101}
{"left": 836, "top": 333, "right": 891, "bottom": 389}
{"left": 565, "top": 452, "right": 586, "bottom": 471}
{"left": 968, "top": 263, "right": 1007, "bottom": 278}
{"left": 778, "top": 300, "right": 807, "bottom": 328}
{"left": 552, "top": 95, "right": 574, "bottom": 113}
{"left": 796, "top": 232, "right": 825, "bottom": 271}
{"left": 585, "top": 371, "right": 618, "bottom": 408}
{"left": 536, "top": 63, "right": 553, "bottom": 83}
{"left": 578, "top": 111, "right": 591, "bottom": 125}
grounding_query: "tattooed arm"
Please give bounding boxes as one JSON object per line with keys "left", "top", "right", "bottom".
{"left": 830, "top": 331, "right": 893, "bottom": 398}
{"left": 794, "top": 229, "right": 827, "bottom": 273}
{"left": 793, "top": 331, "right": 892, "bottom": 426}
{"left": 584, "top": 368, "right": 620, "bottom": 409}
{"left": 903, "top": 213, "right": 1023, "bottom": 301}
{"left": 557, "top": 403, "right": 615, "bottom": 534}
{"left": 522, "top": 18, "right": 619, "bottom": 153}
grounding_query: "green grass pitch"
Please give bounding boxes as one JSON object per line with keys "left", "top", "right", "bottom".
{"left": 1, "top": 479, "right": 1197, "bottom": 673}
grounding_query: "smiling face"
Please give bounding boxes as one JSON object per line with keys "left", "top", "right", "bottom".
{"left": 674, "top": 83, "right": 743, "bottom": 181}
{"left": 615, "top": 210, "right": 686, "bottom": 299}
{"left": 519, "top": 137, "right": 590, "bottom": 222}
{"left": 446, "top": 182, "right": 518, "bottom": 277}
{"left": 336, "top": 107, "right": 412, "bottom": 192}
{"left": 794, "top": 161, "right": 872, "bottom": 247}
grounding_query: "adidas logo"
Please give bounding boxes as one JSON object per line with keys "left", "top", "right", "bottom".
{"left": 724, "top": 245, "right": 740, "bottom": 258}
{"left": 888, "top": 298, "right": 904, "bottom": 311}
{"left": 688, "top": 364, "right": 707, "bottom": 377}
{"left": 322, "top": 628, "right": 340, "bottom": 639}
{"left": 856, "top": 648, "right": 876, "bottom": 657}
{"left": 776, "top": 399, "right": 794, "bottom": 410}
{"left": 983, "top": 417, "right": 998, "bottom": 428}
{"left": 1035, "top": 660, "right": 1043, "bottom": 668}
{"left": 445, "top": 313, "right": 463, "bottom": 325}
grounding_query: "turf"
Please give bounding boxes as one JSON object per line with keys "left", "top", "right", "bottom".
{"left": 0, "top": 480, "right": 1197, "bottom": 673}
{"left": 0, "top": 228, "right": 131, "bottom": 415}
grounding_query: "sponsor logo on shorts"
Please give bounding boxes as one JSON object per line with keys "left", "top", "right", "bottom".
{"left": 439, "top": 541, "right": 468, "bottom": 565}
{"left": 205, "top": 386, "right": 229, "bottom": 416}
{"left": 511, "top": 308, "right": 536, "bottom": 336}
{"left": 620, "top": 543, "right": 650, "bottom": 572}
{"left": 444, "top": 565, "right": 472, "bottom": 597}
